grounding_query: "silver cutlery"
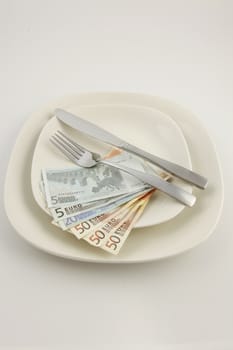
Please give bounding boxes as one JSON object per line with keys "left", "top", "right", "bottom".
{"left": 50, "top": 131, "right": 196, "bottom": 207}
{"left": 55, "top": 108, "right": 208, "bottom": 189}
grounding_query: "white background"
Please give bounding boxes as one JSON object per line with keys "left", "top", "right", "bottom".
{"left": 0, "top": 0, "right": 233, "bottom": 349}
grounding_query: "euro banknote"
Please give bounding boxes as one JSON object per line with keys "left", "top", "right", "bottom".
{"left": 57, "top": 188, "right": 151, "bottom": 230}
{"left": 38, "top": 145, "right": 170, "bottom": 255}
{"left": 100, "top": 191, "right": 154, "bottom": 254}
{"left": 42, "top": 152, "right": 149, "bottom": 208}
{"left": 72, "top": 190, "right": 150, "bottom": 243}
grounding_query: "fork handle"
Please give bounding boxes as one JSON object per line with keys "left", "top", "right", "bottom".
{"left": 102, "top": 160, "right": 196, "bottom": 207}
{"left": 121, "top": 143, "right": 208, "bottom": 189}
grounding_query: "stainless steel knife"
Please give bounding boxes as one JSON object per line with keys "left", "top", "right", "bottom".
{"left": 55, "top": 108, "right": 208, "bottom": 189}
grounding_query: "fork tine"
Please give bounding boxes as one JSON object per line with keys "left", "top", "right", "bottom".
{"left": 57, "top": 130, "right": 101, "bottom": 162}
{"left": 54, "top": 133, "right": 83, "bottom": 157}
{"left": 50, "top": 137, "right": 80, "bottom": 165}
{"left": 57, "top": 130, "right": 86, "bottom": 153}
{"left": 52, "top": 134, "right": 83, "bottom": 161}
{"left": 52, "top": 131, "right": 99, "bottom": 168}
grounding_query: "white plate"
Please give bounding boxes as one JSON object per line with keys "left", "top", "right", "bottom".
{"left": 4, "top": 93, "right": 224, "bottom": 263}
{"left": 31, "top": 104, "right": 192, "bottom": 228}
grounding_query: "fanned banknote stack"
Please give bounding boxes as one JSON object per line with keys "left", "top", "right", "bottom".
{"left": 40, "top": 149, "right": 167, "bottom": 255}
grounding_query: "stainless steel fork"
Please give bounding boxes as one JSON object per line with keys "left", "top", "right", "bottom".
{"left": 50, "top": 131, "right": 196, "bottom": 207}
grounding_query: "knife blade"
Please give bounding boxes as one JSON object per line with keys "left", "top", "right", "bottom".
{"left": 55, "top": 108, "right": 208, "bottom": 189}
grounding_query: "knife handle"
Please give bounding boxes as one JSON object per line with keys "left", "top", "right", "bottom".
{"left": 121, "top": 143, "right": 208, "bottom": 189}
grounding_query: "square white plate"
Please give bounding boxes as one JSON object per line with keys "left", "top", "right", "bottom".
{"left": 31, "top": 103, "right": 193, "bottom": 228}
{"left": 4, "top": 92, "right": 223, "bottom": 263}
